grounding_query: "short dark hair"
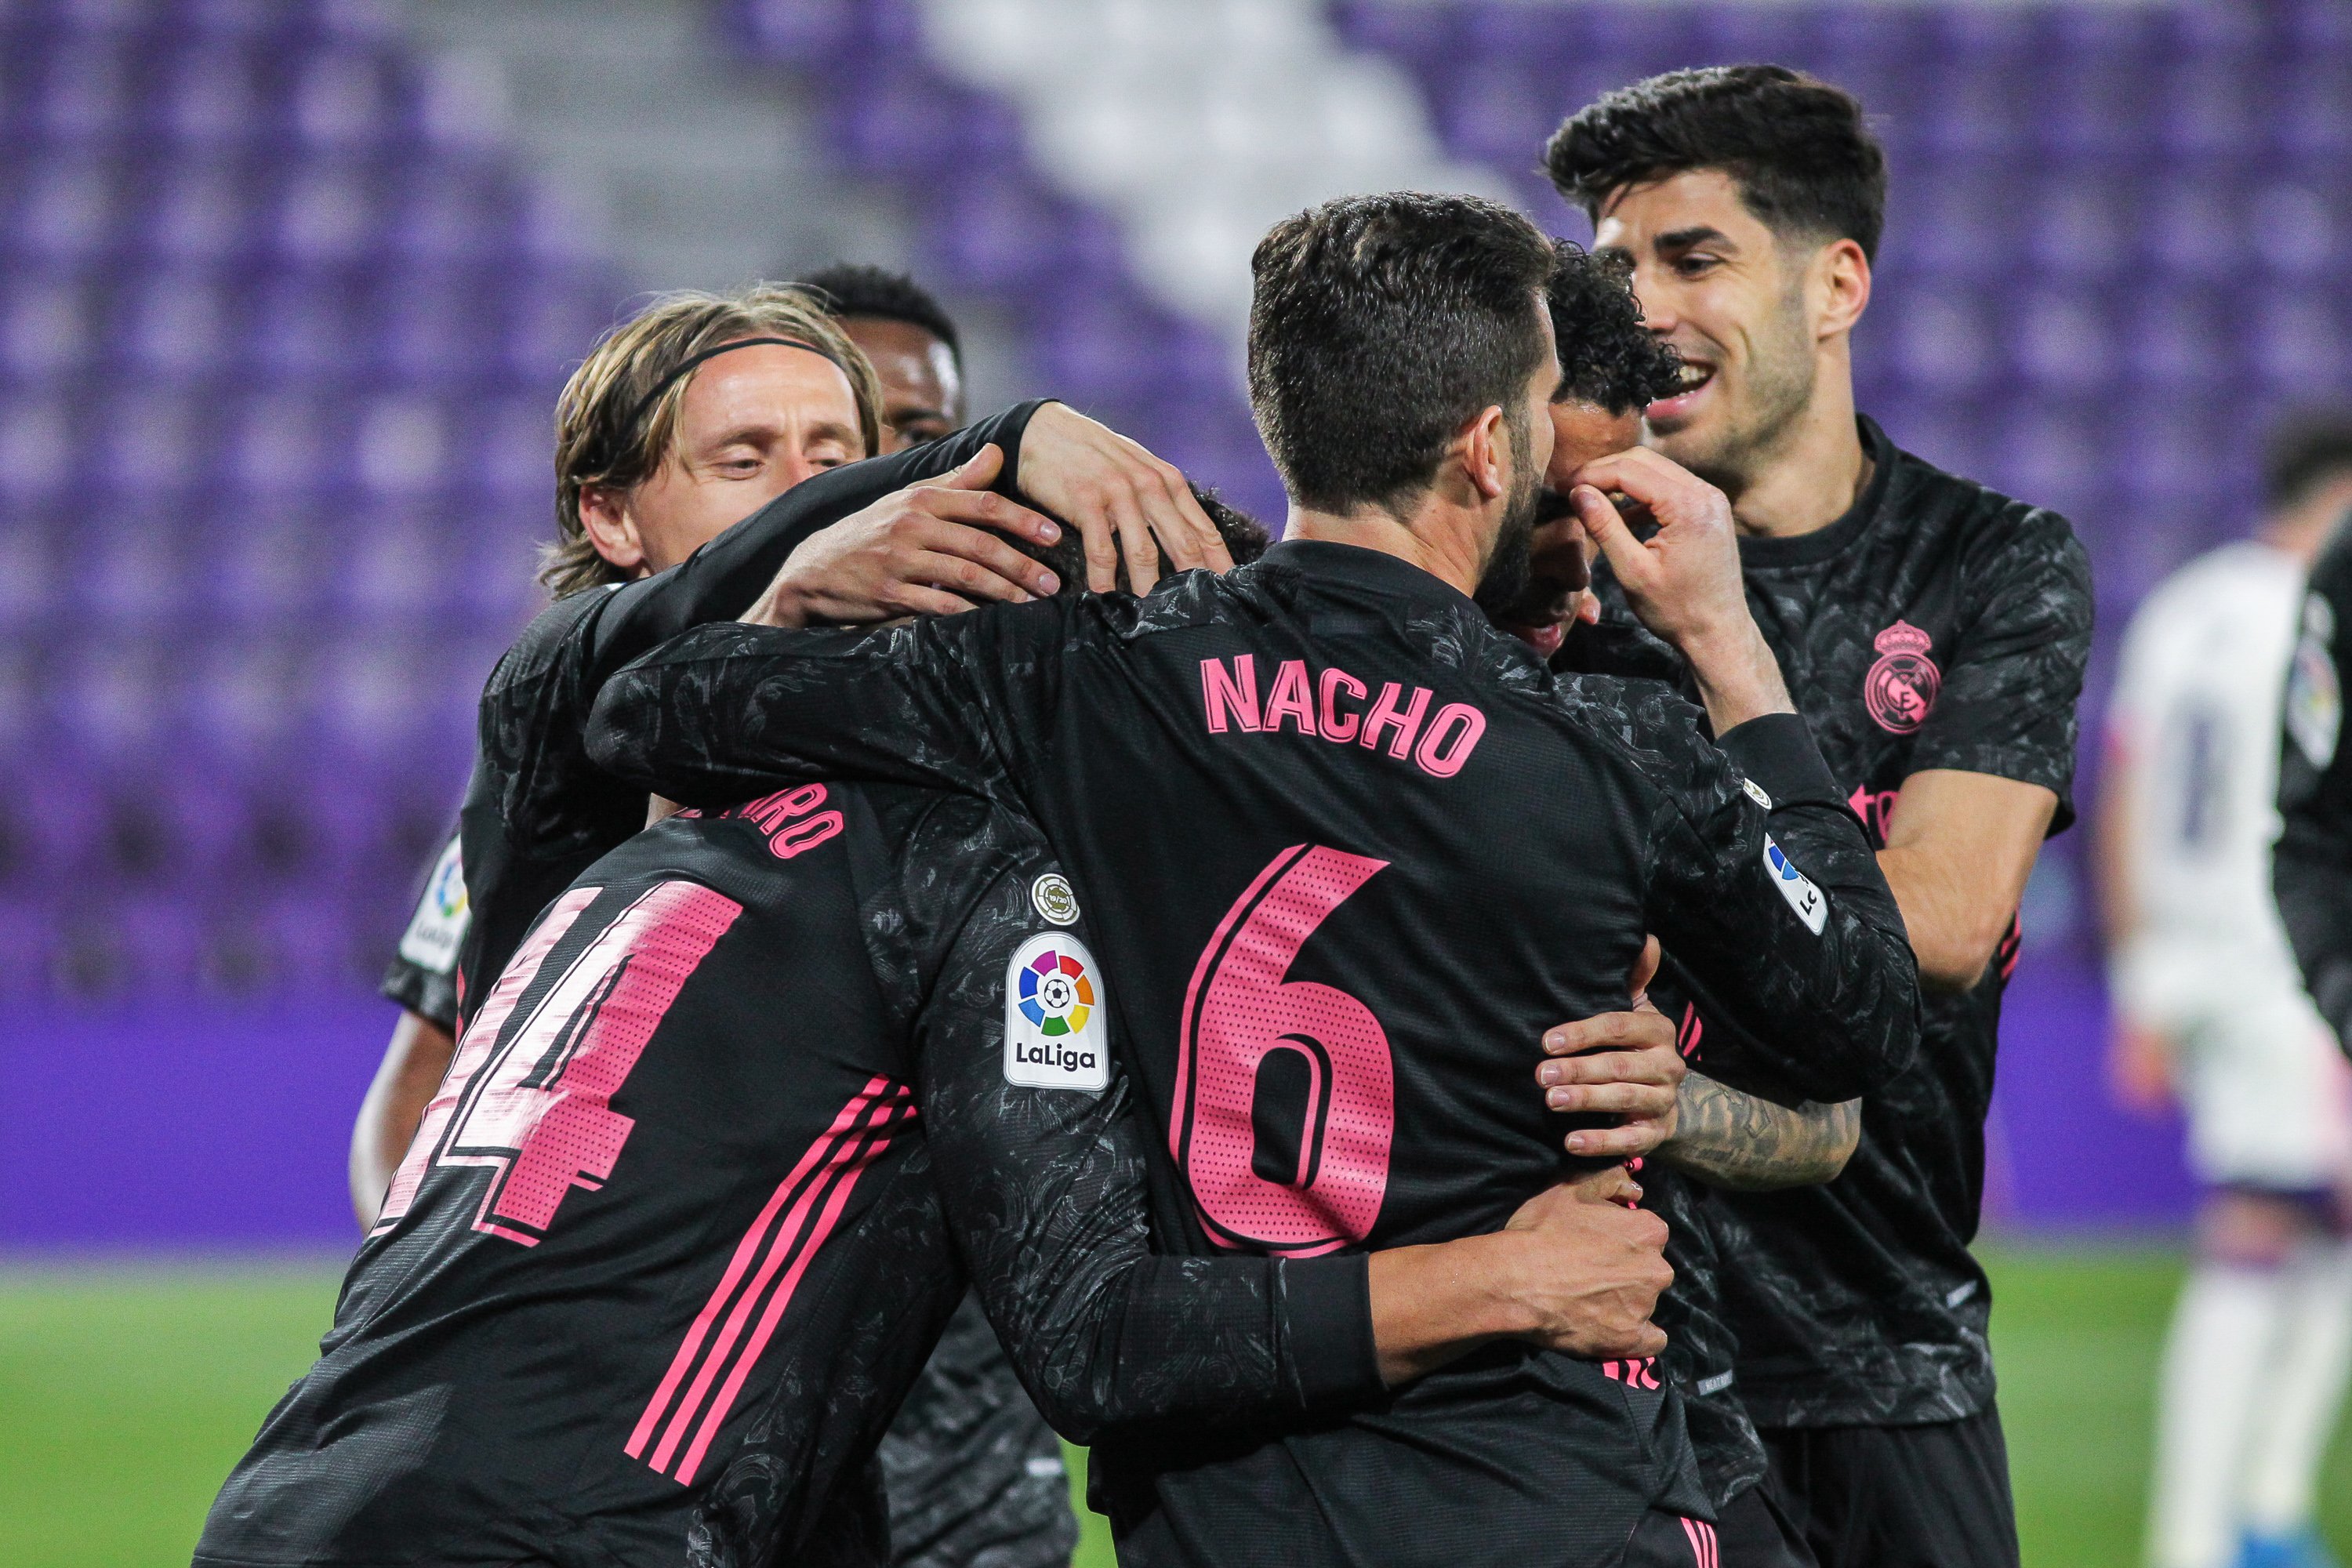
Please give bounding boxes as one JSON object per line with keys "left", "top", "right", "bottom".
{"left": 1248, "top": 192, "right": 1555, "bottom": 514}
{"left": 1550, "top": 243, "right": 1682, "bottom": 414}
{"left": 796, "top": 263, "right": 963, "bottom": 365}
{"left": 2265, "top": 411, "right": 2352, "bottom": 511}
{"left": 1546, "top": 65, "right": 1887, "bottom": 263}
{"left": 1011, "top": 487, "right": 1272, "bottom": 595}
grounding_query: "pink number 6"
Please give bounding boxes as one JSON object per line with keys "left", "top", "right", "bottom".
{"left": 1174, "top": 844, "right": 1395, "bottom": 1256}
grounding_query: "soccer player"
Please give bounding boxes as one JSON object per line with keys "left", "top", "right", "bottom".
{"left": 585, "top": 191, "right": 1922, "bottom": 1568}
{"left": 196, "top": 503, "right": 1686, "bottom": 1568}
{"left": 1497, "top": 246, "right": 1866, "bottom": 1568}
{"left": 2107, "top": 414, "right": 2352, "bottom": 1568}
{"left": 350, "top": 280, "right": 1240, "bottom": 1561}
{"left": 1548, "top": 66, "right": 2096, "bottom": 1568}
{"left": 798, "top": 263, "right": 968, "bottom": 453}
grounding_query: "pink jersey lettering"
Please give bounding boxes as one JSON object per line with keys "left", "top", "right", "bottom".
{"left": 1174, "top": 844, "right": 1395, "bottom": 1256}
{"left": 1263, "top": 659, "right": 1317, "bottom": 735}
{"left": 1317, "top": 667, "right": 1367, "bottom": 742}
{"left": 1200, "top": 655, "right": 1263, "bottom": 733}
{"left": 1412, "top": 702, "right": 1487, "bottom": 777}
{"left": 372, "top": 887, "right": 602, "bottom": 1236}
{"left": 438, "top": 880, "right": 742, "bottom": 1244}
{"left": 1359, "top": 681, "right": 1432, "bottom": 759}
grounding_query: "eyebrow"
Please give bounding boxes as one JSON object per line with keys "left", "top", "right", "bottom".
{"left": 1655, "top": 224, "right": 1733, "bottom": 252}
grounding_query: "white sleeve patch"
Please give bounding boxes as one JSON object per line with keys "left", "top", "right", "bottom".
{"left": 1762, "top": 835, "right": 1828, "bottom": 936}
{"left": 2288, "top": 606, "right": 2342, "bottom": 770}
{"left": 1004, "top": 931, "right": 1109, "bottom": 1093}
{"left": 396, "top": 834, "right": 470, "bottom": 974}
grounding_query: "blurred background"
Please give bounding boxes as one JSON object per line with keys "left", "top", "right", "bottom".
{"left": 0, "top": 0, "right": 2345, "bottom": 1562}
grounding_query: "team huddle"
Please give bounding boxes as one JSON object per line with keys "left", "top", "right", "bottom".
{"left": 194, "top": 66, "right": 2119, "bottom": 1568}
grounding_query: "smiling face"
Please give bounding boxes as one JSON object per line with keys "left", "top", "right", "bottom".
{"left": 1593, "top": 168, "right": 1832, "bottom": 492}
{"left": 582, "top": 341, "right": 866, "bottom": 577}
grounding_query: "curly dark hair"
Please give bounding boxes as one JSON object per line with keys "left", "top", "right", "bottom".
{"left": 1545, "top": 64, "right": 1887, "bottom": 263}
{"left": 1549, "top": 243, "right": 1681, "bottom": 415}
{"left": 795, "top": 262, "right": 963, "bottom": 367}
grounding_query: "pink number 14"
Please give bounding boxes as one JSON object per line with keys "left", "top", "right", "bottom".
{"left": 1174, "top": 845, "right": 1395, "bottom": 1256}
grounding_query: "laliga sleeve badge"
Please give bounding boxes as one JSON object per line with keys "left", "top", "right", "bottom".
{"left": 2288, "top": 598, "right": 2342, "bottom": 770}
{"left": 1030, "top": 872, "right": 1080, "bottom": 927}
{"left": 1762, "top": 834, "right": 1828, "bottom": 936}
{"left": 1005, "top": 932, "right": 1109, "bottom": 1092}
{"left": 397, "top": 836, "right": 470, "bottom": 974}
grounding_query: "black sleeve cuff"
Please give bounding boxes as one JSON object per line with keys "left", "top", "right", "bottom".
{"left": 991, "top": 398, "right": 1051, "bottom": 499}
{"left": 1276, "top": 1254, "right": 1382, "bottom": 1405}
{"left": 380, "top": 964, "right": 459, "bottom": 1032}
{"left": 1718, "top": 712, "right": 1846, "bottom": 810}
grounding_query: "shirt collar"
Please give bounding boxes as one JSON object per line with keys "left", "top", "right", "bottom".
{"left": 1257, "top": 537, "right": 1482, "bottom": 614}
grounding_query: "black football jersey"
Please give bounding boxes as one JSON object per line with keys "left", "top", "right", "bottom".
{"left": 197, "top": 783, "right": 1377, "bottom": 1568}
{"left": 1590, "top": 416, "right": 2094, "bottom": 1432}
{"left": 2278, "top": 526, "right": 2352, "bottom": 1048}
{"left": 584, "top": 537, "right": 1922, "bottom": 1566}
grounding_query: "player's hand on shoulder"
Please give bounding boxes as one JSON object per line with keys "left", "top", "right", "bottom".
{"left": 745, "top": 445, "right": 1065, "bottom": 627}
{"left": 1016, "top": 403, "right": 1233, "bottom": 593}
{"left": 1499, "top": 1167, "right": 1672, "bottom": 1360}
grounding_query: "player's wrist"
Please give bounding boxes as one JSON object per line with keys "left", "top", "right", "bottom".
{"left": 1683, "top": 622, "right": 1793, "bottom": 730}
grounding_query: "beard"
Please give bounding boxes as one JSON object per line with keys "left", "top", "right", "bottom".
{"left": 1662, "top": 284, "right": 1817, "bottom": 494}
{"left": 1471, "top": 415, "right": 1545, "bottom": 619}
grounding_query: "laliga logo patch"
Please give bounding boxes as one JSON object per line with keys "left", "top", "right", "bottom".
{"left": 1763, "top": 835, "right": 1828, "bottom": 936}
{"left": 1030, "top": 873, "right": 1080, "bottom": 927}
{"left": 397, "top": 836, "right": 469, "bottom": 972}
{"left": 1005, "top": 933, "right": 1109, "bottom": 1092}
{"left": 1864, "top": 620, "right": 1940, "bottom": 735}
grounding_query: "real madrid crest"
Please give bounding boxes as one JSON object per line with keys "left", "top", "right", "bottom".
{"left": 1864, "top": 619, "right": 1941, "bottom": 735}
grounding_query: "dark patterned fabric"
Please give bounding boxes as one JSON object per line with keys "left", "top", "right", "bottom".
{"left": 199, "top": 786, "right": 1368, "bottom": 1568}
{"left": 879, "top": 1294, "right": 1076, "bottom": 1568}
{"left": 2277, "top": 527, "right": 2352, "bottom": 1048}
{"left": 584, "top": 538, "right": 1922, "bottom": 1566}
{"left": 1588, "top": 417, "right": 2093, "bottom": 1432}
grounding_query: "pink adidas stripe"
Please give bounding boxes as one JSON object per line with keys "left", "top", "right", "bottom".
{"left": 673, "top": 1102, "right": 906, "bottom": 1483}
{"left": 630, "top": 1080, "right": 914, "bottom": 1483}
{"left": 628, "top": 1078, "right": 893, "bottom": 1465}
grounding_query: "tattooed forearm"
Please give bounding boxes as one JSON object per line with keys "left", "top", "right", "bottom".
{"left": 1657, "top": 1075, "right": 1861, "bottom": 1191}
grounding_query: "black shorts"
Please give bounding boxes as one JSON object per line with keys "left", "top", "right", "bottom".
{"left": 1713, "top": 1481, "right": 1818, "bottom": 1568}
{"left": 1756, "top": 1406, "right": 2018, "bottom": 1568}
{"left": 880, "top": 1291, "right": 1076, "bottom": 1568}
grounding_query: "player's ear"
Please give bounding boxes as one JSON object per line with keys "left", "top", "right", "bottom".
{"left": 1813, "top": 237, "right": 1871, "bottom": 341}
{"left": 578, "top": 482, "right": 648, "bottom": 574}
{"left": 1458, "top": 405, "right": 1509, "bottom": 503}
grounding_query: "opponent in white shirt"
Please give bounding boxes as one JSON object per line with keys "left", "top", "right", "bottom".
{"left": 2099, "top": 416, "right": 2352, "bottom": 1568}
